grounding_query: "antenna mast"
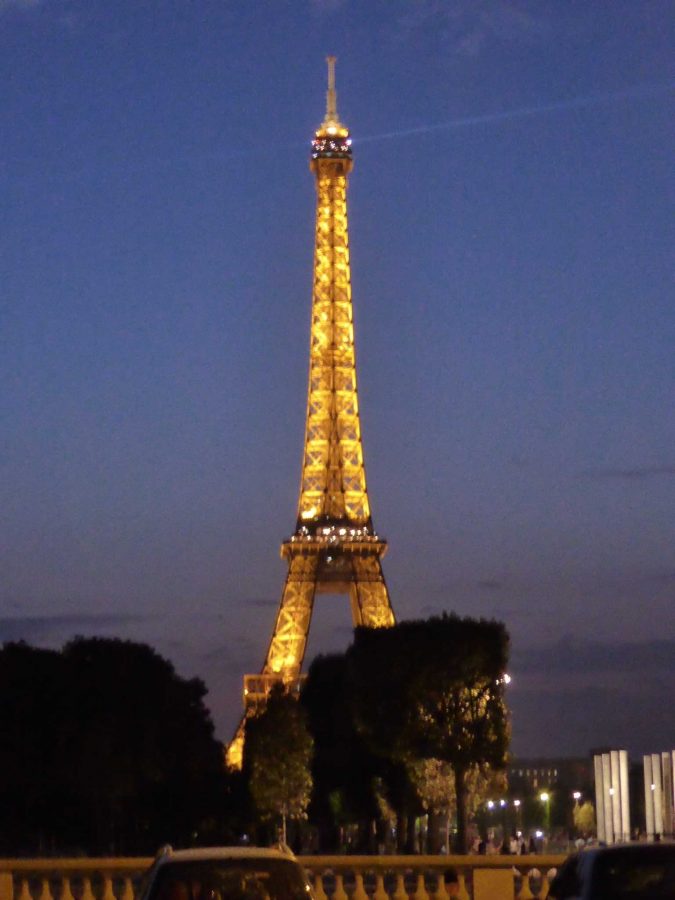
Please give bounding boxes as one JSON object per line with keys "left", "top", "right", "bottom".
{"left": 326, "top": 55, "right": 338, "bottom": 122}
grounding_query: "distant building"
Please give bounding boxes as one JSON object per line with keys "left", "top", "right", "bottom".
{"left": 509, "top": 757, "right": 594, "bottom": 796}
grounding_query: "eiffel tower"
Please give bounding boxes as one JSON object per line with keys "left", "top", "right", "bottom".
{"left": 227, "top": 58, "right": 395, "bottom": 768}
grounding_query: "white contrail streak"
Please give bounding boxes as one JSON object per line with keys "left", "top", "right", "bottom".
{"left": 355, "top": 82, "right": 675, "bottom": 145}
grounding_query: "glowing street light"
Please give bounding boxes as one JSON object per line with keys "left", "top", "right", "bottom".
{"left": 540, "top": 792, "right": 551, "bottom": 831}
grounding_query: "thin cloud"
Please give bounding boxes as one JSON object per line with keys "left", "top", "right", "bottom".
{"left": 0, "top": 0, "right": 42, "bottom": 11}
{"left": 0, "top": 612, "right": 143, "bottom": 644}
{"left": 246, "top": 597, "right": 279, "bottom": 609}
{"left": 395, "top": 0, "right": 550, "bottom": 58}
{"left": 309, "top": 0, "right": 346, "bottom": 11}
{"left": 581, "top": 464, "right": 675, "bottom": 481}
{"left": 477, "top": 579, "right": 504, "bottom": 591}
{"left": 509, "top": 681, "right": 675, "bottom": 758}
{"left": 645, "top": 571, "right": 675, "bottom": 585}
{"left": 512, "top": 636, "right": 675, "bottom": 676}
{"left": 200, "top": 636, "right": 257, "bottom": 663}
{"left": 356, "top": 82, "right": 675, "bottom": 145}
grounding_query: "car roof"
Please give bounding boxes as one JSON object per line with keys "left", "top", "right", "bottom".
{"left": 156, "top": 847, "right": 296, "bottom": 864}
{"left": 582, "top": 842, "right": 675, "bottom": 853}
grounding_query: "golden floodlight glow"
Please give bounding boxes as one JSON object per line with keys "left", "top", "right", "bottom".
{"left": 227, "top": 56, "right": 395, "bottom": 770}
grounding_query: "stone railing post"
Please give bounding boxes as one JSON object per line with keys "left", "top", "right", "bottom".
{"left": 473, "top": 867, "right": 513, "bottom": 900}
{"left": 0, "top": 872, "right": 13, "bottom": 900}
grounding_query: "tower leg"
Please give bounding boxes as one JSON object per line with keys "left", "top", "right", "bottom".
{"left": 226, "top": 554, "right": 318, "bottom": 770}
{"left": 262, "top": 553, "right": 319, "bottom": 676}
{"left": 350, "top": 556, "right": 395, "bottom": 627}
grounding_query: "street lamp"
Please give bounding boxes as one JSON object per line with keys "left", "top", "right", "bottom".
{"left": 540, "top": 792, "right": 551, "bottom": 832}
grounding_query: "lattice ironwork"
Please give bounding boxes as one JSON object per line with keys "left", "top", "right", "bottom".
{"left": 226, "top": 58, "right": 395, "bottom": 770}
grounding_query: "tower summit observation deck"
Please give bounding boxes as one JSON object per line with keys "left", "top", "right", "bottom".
{"left": 227, "top": 58, "right": 395, "bottom": 768}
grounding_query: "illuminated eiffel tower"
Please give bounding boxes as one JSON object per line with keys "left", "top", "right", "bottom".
{"left": 227, "top": 58, "right": 395, "bottom": 768}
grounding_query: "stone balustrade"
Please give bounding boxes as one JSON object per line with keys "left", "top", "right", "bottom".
{"left": 302, "top": 856, "right": 563, "bottom": 900}
{"left": 0, "top": 854, "right": 565, "bottom": 900}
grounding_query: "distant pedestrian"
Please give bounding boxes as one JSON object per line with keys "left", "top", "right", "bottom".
{"left": 528, "top": 836, "right": 537, "bottom": 854}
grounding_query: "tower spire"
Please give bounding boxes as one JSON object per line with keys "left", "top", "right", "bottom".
{"left": 318, "top": 54, "right": 347, "bottom": 137}
{"left": 325, "top": 55, "right": 338, "bottom": 122}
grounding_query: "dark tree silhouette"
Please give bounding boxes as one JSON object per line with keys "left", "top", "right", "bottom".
{"left": 301, "top": 654, "right": 394, "bottom": 852}
{"left": 0, "top": 642, "right": 65, "bottom": 854}
{"left": 346, "top": 614, "right": 510, "bottom": 852}
{"left": 0, "top": 637, "right": 226, "bottom": 855}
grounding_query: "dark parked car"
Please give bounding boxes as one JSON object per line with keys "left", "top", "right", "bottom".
{"left": 548, "top": 842, "right": 675, "bottom": 899}
{"left": 139, "top": 846, "right": 313, "bottom": 900}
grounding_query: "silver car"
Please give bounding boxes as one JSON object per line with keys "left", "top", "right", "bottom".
{"left": 139, "top": 846, "right": 314, "bottom": 900}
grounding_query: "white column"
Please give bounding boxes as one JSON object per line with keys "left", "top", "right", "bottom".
{"left": 662, "top": 752, "right": 674, "bottom": 839}
{"left": 652, "top": 753, "right": 664, "bottom": 837}
{"left": 594, "top": 750, "right": 631, "bottom": 844}
{"left": 602, "top": 754, "right": 614, "bottom": 842}
{"left": 644, "top": 755, "right": 655, "bottom": 840}
{"left": 595, "top": 754, "right": 607, "bottom": 843}
{"left": 610, "top": 751, "right": 622, "bottom": 841}
{"left": 619, "top": 750, "right": 630, "bottom": 842}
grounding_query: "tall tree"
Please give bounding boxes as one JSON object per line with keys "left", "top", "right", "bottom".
{"left": 0, "top": 638, "right": 226, "bottom": 854}
{"left": 244, "top": 685, "right": 313, "bottom": 845}
{"left": 346, "top": 614, "right": 510, "bottom": 852}
{"left": 301, "top": 653, "right": 420, "bottom": 852}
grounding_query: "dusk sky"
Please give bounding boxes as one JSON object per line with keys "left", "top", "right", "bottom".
{"left": 2, "top": 0, "right": 674, "bottom": 760}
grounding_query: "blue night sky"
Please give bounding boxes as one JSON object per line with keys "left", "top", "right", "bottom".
{"left": 2, "top": 0, "right": 674, "bottom": 759}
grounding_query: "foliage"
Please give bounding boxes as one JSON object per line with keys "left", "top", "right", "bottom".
{"left": 574, "top": 800, "right": 596, "bottom": 836}
{"left": 408, "top": 759, "right": 504, "bottom": 817}
{"left": 0, "top": 638, "right": 226, "bottom": 855}
{"left": 301, "top": 654, "right": 390, "bottom": 850}
{"left": 408, "top": 758, "right": 507, "bottom": 851}
{"left": 407, "top": 758, "right": 456, "bottom": 815}
{"left": 346, "top": 613, "right": 510, "bottom": 852}
{"left": 244, "top": 684, "right": 313, "bottom": 842}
